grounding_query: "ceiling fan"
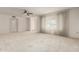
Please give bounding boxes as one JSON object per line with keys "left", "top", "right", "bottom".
{"left": 23, "top": 9, "right": 33, "bottom": 16}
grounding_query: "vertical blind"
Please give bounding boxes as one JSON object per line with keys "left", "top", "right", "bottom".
{"left": 41, "top": 11, "right": 67, "bottom": 35}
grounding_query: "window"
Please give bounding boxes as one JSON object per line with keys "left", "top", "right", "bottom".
{"left": 46, "top": 19, "right": 57, "bottom": 31}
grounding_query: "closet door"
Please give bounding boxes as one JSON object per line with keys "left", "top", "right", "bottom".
{"left": 30, "top": 16, "right": 40, "bottom": 32}
{"left": 26, "top": 17, "right": 30, "bottom": 31}
{"left": 20, "top": 17, "right": 30, "bottom": 31}
{"left": 10, "top": 16, "right": 18, "bottom": 33}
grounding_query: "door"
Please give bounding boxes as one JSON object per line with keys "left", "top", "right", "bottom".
{"left": 10, "top": 16, "right": 18, "bottom": 33}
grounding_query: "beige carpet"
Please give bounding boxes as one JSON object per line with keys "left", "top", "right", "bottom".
{"left": 0, "top": 32, "right": 79, "bottom": 52}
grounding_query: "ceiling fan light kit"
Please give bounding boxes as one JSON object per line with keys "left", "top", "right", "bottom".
{"left": 23, "top": 9, "right": 33, "bottom": 16}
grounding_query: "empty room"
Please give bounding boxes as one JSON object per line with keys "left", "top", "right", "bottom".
{"left": 0, "top": 7, "right": 79, "bottom": 52}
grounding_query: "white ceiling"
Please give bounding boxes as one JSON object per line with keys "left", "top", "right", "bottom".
{"left": 0, "top": 7, "right": 71, "bottom": 16}
{"left": 20, "top": 7, "right": 70, "bottom": 15}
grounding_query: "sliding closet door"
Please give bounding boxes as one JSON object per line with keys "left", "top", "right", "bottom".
{"left": 30, "top": 16, "right": 40, "bottom": 32}
{"left": 10, "top": 16, "right": 18, "bottom": 33}
{"left": 26, "top": 17, "right": 30, "bottom": 31}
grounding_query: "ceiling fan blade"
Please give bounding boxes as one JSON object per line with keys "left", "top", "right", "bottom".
{"left": 22, "top": 9, "right": 33, "bottom": 16}
{"left": 22, "top": 9, "right": 27, "bottom": 14}
{"left": 29, "top": 13, "right": 33, "bottom": 14}
{"left": 27, "top": 13, "right": 33, "bottom": 15}
{"left": 24, "top": 10, "right": 27, "bottom": 13}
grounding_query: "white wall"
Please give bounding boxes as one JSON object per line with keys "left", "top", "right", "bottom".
{"left": 0, "top": 14, "right": 10, "bottom": 33}
{"left": 69, "top": 8, "right": 79, "bottom": 38}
